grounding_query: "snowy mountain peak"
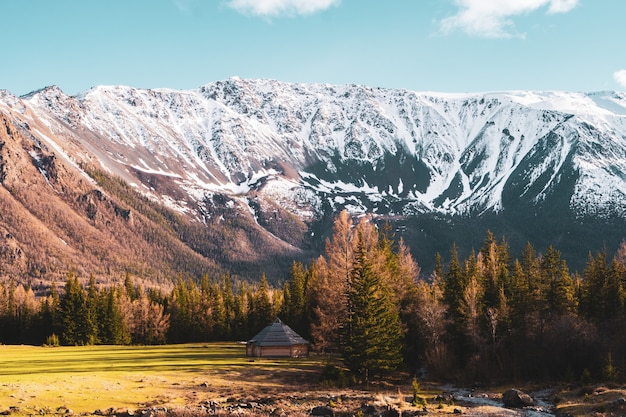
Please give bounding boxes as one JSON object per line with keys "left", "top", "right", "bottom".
{"left": 12, "top": 79, "right": 626, "bottom": 223}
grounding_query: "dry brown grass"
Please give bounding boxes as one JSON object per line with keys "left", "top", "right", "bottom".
{"left": 554, "top": 385, "right": 626, "bottom": 417}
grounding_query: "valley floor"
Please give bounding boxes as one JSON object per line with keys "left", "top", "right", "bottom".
{"left": 0, "top": 343, "right": 624, "bottom": 416}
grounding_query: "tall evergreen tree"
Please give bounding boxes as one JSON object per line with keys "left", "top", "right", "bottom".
{"left": 59, "top": 272, "right": 89, "bottom": 345}
{"left": 85, "top": 275, "right": 100, "bottom": 344}
{"left": 443, "top": 243, "right": 466, "bottom": 320}
{"left": 342, "top": 236, "right": 403, "bottom": 383}
{"left": 280, "top": 261, "right": 309, "bottom": 338}
{"left": 38, "top": 283, "right": 59, "bottom": 343}
{"left": 540, "top": 246, "right": 575, "bottom": 316}
{"left": 232, "top": 282, "right": 249, "bottom": 340}
{"left": 99, "top": 287, "right": 130, "bottom": 345}
{"left": 249, "top": 273, "right": 273, "bottom": 332}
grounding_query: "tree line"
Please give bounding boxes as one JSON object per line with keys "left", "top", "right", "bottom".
{"left": 1, "top": 210, "right": 626, "bottom": 384}
{"left": 0, "top": 271, "right": 282, "bottom": 347}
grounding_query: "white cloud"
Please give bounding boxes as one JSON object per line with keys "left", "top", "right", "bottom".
{"left": 546, "top": 0, "right": 578, "bottom": 14}
{"left": 615, "top": 70, "right": 626, "bottom": 90}
{"left": 440, "top": 0, "right": 579, "bottom": 38}
{"left": 227, "top": 0, "right": 340, "bottom": 17}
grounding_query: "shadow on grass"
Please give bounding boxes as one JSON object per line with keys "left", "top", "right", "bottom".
{"left": 0, "top": 343, "right": 326, "bottom": 377}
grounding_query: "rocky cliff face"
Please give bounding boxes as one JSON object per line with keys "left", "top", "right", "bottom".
{"left": 1, "top": 80, "right": 626, "bottom": 283}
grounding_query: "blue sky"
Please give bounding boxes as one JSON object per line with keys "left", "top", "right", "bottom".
{"left": 1, "top": 0, "right": 624, "bottom": 96}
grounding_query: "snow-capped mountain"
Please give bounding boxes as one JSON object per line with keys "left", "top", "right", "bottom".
{"left": 17, "top": 78, "right": 626, "bottom": 220}
{"left": 1, "top": 78, "right": 626, "bottom": 281}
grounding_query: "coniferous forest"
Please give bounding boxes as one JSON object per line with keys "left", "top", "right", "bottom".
{"left": 1, "top": 210, "right": 626, "bottom": 384}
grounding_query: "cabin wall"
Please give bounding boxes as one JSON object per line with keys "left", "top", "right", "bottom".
{"left": 291, "top": 344, "right": 309, "bottom": 358}
{"left": 260, "top": 346, "right": 292, "bottom": 357}
{"left": 246, "top": 344, "right": 310, "bottom": 358}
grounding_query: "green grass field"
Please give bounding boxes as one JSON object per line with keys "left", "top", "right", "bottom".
{"left": 0, "top": 343, "right": 324, "bottom": 415}
{"left": 5, "top": 344, "right": 619, "bottom": 417}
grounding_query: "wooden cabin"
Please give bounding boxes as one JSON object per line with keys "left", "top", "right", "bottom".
{"left": 246, "top": 318, "right": 309, "bottom": 358}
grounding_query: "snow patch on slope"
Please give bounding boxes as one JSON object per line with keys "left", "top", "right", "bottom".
{"left": 18, "top": 79, "right": 626, "bottom": 220}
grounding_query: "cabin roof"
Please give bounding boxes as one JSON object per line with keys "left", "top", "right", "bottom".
{"left": 247, "top": 318, "right": 308, "bottom": 346}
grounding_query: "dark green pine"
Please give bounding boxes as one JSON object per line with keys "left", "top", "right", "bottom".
{"left": 342, "top": 237, "right": 403, "bottom": 383}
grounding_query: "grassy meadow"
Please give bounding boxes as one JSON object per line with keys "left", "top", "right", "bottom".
{"left": 0, "top": 343, "right": 325, "bottom": 415}
{"left": 6, "top": 343, "right": 625, "bottom": 417}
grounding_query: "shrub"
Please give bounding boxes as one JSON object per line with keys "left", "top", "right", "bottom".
{"left": 44, "top": 333, "right": 60, "bottom": 347}
{"left": 320, "top": 363, "right": 350, "bottom": 388}
{"left": 411, "top": 377, "right": 420, "bottom": 406}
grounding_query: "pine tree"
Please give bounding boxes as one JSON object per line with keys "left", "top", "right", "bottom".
{"left": 124, "top": 272, "right": 137, "bottom": 301}
{"left": 280, "top": 261, "right": 309, "bottom": 337}
{"left": 59, "top": 272, "right": 89, "bottom": 345}
{"left": 443, "top": 243, "right": 466, "bottom": 321}
{"left": 210, "top": 284, "right": 226, "bottom": 340}
{"left": 342, "top": 236, "right": 403, "bottom": 383}
{"left": 232, "top": 282, "right": 249, "bottom": 340}
{"left": 249, "top": 273, "right": 273, "bottom": 331}
{"left": 39, "top": 283, "right": 59, "bottom": 343}
{"left": 221, "top": 274, "right": 236, "bottom": 338}
{"left": 392, "top": 238, "right": 422, "bottom": 365}
{"left": 85, "top": 275, "right": 100, "bottom": 344}
{"left": 540, "top": 246, "right": 575, "bottom": 316}
{"left": 509, "top": 259, "right": 532, "bottom": 335}
{"left": 605, "top": 259, "right": 625, "bottom": 318}
{"left": 198, "top": 274, "right": 215, "bottom": 340}
{"left": 581, "top": 251, "right": 625, "bottom": 321}
{"left": 99, "top": 287, "right": 130, "bottom": 345}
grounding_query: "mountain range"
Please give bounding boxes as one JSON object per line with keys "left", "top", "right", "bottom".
{"left": 1, "top": 78, "right": 626, "bottom": 285}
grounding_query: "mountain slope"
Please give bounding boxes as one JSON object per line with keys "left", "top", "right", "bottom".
{"left": 23, "top": 80, "right": 626, "bottom": 218}
{"left": 1, "top": 80, "right": 626, "bottom": 283}
{"left": 0, "top": 90, "right": 305, "bottom": 285}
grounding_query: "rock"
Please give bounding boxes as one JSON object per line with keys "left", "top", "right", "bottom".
{"left": 311, "top": 405, "right": 334, "bottom": 416}
{"left": 199, "top": 382, "right": 209, "bottom": 387}
{"left": 502, "top": 389, "right": 534, "bottom": 408}
{"left": 453, "top": 409, "right": 463, "bottom": 414}
{"left": 143, "top": 406, "right": 167, "bottom": 417}
{"left": 270, "top": 408, "right": 287, "bottom": 417}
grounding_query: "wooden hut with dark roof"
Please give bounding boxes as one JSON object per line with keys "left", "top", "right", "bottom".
{"left": 246, "top": 318, "right": 309, "bottom": 358}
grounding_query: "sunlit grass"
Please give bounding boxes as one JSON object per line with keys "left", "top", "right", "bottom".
{"left": 0, "top": 343, "right": 324, "bottom": 415}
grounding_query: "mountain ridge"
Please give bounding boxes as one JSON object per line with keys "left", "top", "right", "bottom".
{"left": 1, "top": 78, "right": 626, "bottom": 284}
{"left": 23, "top": 80, "right": 626, "bottom": 217}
